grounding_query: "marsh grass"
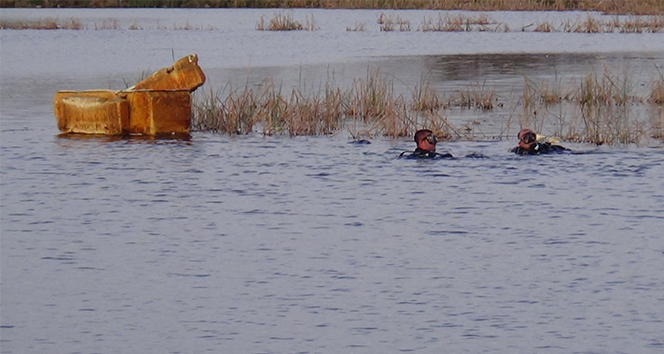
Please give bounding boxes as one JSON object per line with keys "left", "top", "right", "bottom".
{"left": 378, "top": 13, "right": 411, "bottom": 31}
{"left": 4, "top": 13, "right": 663, "bottom": 33}
{"left": 192, "top": 67, "right": 662, "bottom": 145}
{"left": 193, "top": 78, "right": 345, "bottom": 136}
{"left": 347, "top": 69, "right": 399, "bottom": 122}
{"left": 256, "top": 12, "right": 318, "bottom": 31}
{"left": 1, "top": 17, "right": 216, "bottom": 30}
{"left": 93, "top": 18, "right": 119, "bottom": 29}
{"left": 0, "top": 16, "right": 82, "bottom": 29}
{"left": 346, "top": 22, "right": 366, "bottom": 31}
{"left": 571, "top": 15, "right": 603, "bottom": 33}
{"left": 648, "top": 106, "right": 664, "bottom": 140}
{"left": 649, "top": 78, "right": 664, "bottom": 104}
{"left": 413, "top": 13, "right": 664, "bottom": 33}
{"left": 534, "top": 20, "right": 553, "bottom": 32}
{"left": 519, "top": 68, "right": 653, "bottom": 144}
{"left": 192, "top": 84, "right": 261, "bottom": 135}
{"left": 256, "top": 13, "right": 302, "bottom": 31}
{"left": 448, "top": 83, "right": 495, "bottom": 110}
{"left": 523, "top": 75, "right": 568, "bottom": 106}
{"left": 410, "top": 75, "right": 444, "bottom": 112}
{"left": 419, "top": 13, "right": 496, "bottom": 32}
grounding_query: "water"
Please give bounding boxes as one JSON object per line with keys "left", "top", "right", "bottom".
{"left": 2, "top": 8, "right": 664, "bottom": 354}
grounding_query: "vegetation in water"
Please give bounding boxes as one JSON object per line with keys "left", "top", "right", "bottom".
{"left": 191, "top": 67, "right": 664, "bottom": 146}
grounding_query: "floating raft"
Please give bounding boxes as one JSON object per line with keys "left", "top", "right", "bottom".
{"left": 54, "top": 54, "right": 206, "bottom": 136}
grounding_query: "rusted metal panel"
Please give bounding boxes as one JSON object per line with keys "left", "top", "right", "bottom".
{"left": 124, "top": 90, "right": 191, "bottom": 135}
{"left": 54, "top": 90, "right": 129, "bottom": 135}
{"left": 129, "top": 54, "right": 206, "bottom": 92}
{"left": 53, "top": 54, "right": 205, "bottom": 136}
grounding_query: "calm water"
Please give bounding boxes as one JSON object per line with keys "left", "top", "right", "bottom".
{"left": 2, "top": 8, "right": 664, "bottom": 354}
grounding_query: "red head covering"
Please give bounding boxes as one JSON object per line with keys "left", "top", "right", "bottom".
{"left": 518, "top": 129, "right": 535, "bottom": 140}
{"left": 414, "top": 129, "right": 434, "bottom": 143}
{"left": 517, "top": 129, "right": 537, "bottom": 149}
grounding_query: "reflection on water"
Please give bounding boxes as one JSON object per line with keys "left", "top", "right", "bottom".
{"left": 426, "top": 52, "right": 605, "bottom": 81}
{"left": 57, "top": 132, "right": 193, "bottom": 143}
{"left": 424, "top": 51, "right": 664, "bottom": 89}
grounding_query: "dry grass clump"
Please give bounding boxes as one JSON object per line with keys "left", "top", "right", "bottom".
{"left": 1, "top": 17, "right": 218, "bottom": 30}
{"left": 419, "top": 13, "right": 495, "bottom": 32}
{"left": 193, "top": 79, "right": 345, "bottom": 136}
{"left": 192, "top": 70, "right": 425, "bottom": 138}
{"left": 620, "top": 15, "right": 664, "bottom": 33}
{"left": 415, "top": 13, "right": 664, "bottom": 33}
{"left": 648, "top": 78, "right": 664, "bottom": 104}
{"left": 256, "top": 12, "right": 318, "bottom": 31}
{"left": 1, "top": 17, "right": 82, "bottom": 29}
{"left": 346, "top": 22, "right": 366, "bottom": 31}
{"left": 345, "top": 69, "right": 414, "bottom": 138}
{"left": 572, "top": 69, "right": 641, "bottom": 107}
{"left": 447, "top": 83, "right": 495, "bottom": 110}
{"left": 377, "top": 13, "right": 410, "bottom": 31}
{"left": 523, "top": 75, "right": 569, "bottom": 106}
{"left": 410, "top": 77, "right": 444, "bottom": 112}
{"left": 192, "top": 66, "right": 664, "bottom": 145}
{"left": 561, "top": 15, "right": 664, "bottom": 33}
{"left": 533, "top": 20, "right": 553, "bottom": 32}
{"left": 518, "top": 68, "right": 652, "bottom": 145}
{"left": 94, "top": 18, "right": 119, "bottom": 29}
{"left": 571, "top": 15, "right": 603, "bottom": 33}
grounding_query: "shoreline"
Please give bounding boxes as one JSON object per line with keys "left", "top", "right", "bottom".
{"left": 2, "top": 0, "right": 664, "bottom": 15}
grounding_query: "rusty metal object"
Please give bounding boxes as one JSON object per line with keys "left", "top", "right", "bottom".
{"left": 53, "top": 54, "right": 205, "bottom": 136}
{"left": 129, "top": 54, "right": 206, "bottom": 92}
{"left": 54, "top": 90, "right": 129, "bottom": 135}
{"left": 123, "top": 90, "right": 191, "bottom": 135}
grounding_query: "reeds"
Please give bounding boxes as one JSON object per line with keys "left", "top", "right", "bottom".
{"left": 377, "top": 13, "right": 411, "bottom": 32}
{"left": 410, "top": 75, "right": 444, "bottom": 112}
{"left": 192, "top": 69, "right": 416, "bottom": 138}
{"left": 256, "top": 12, "right": 318, "bottom": 31}
{"left": 419, "top": 13, "right": 497, "bottom": 32}
{"left": 573, "top": 71, "right": 641, "bottom": 144}
{"left": 516, "top": 68, "right": 657, "bottom": 145}
{"left": 4, "top": 13, "right": 663, "bottom": 33}
{"left": 192, "top": 67, "right": 664, "bottom": 145}
{"left": 346, "top": 22, "right": 366, "bottom": 31}
{"left": 0, "top": 17, "right": 216, "bottom": 30}
{"left": 448, "top": 83, "right": 495, "bottom": 110}
{"left": 0, "top": 17, "right": 82, "bottom": 29}
{"left": 377, "top": 13, "right": 663, "bottom": 34}
{"left": 648, "top": 78, "right": 664, "bottom": 104}
{"left": 95, "top": 18, "right": 119, "bottom": 30}
{"left": 192, "top": 78, "right": 345, "bottom": 136}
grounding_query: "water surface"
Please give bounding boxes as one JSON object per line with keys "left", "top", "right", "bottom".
{"left": 2, "top": 8, "right": 664, "bottom": 354}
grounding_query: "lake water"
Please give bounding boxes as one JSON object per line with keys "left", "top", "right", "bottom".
{"left": 1, "top": 8, "right": 664, "bottom": 354}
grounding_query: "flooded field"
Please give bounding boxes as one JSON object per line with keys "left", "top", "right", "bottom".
{"left": 2, "top": 8, "right": 664, "bottom": 354}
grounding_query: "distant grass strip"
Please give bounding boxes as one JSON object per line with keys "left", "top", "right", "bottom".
{"left": 256, "top": 12, "right": 318, "bottom": 31}
{"left": 3, "top": 0, "right": 664, "bottom": 15}
{"left": 0, "top": 16, "right": 82, "bottom": 29}
{"left": 0, "top": 17, "right": 216, "bottom": 30}
{"left": 4, "top": 13, "right": 662, "bottom": 33}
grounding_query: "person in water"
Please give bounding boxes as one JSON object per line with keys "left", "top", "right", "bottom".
{"left": 400, "top": 129, "right": 453, "bottom": 159}
{"left": 510, "top": 129, "right": 570, "bottom": 155}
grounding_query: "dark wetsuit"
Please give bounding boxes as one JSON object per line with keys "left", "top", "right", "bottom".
{"left": 510, "top": 142, "right": 570, "bottom": 155}
{"left": 400, "top": 148, "right": 453, "bottom": 159}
